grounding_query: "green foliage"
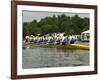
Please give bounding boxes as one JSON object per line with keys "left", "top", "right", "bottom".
{"left": 23, "top": 14, "right": 89, "bottom": 37}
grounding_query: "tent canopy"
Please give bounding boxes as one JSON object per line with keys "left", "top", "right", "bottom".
{"left": 81, "top": 30, "right": 90, "bottom": 34}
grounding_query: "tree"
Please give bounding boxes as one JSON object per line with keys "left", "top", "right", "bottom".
{"left": 23, "top": 22, "right": 30, "bottom": 38}
{"left": 23, "top": 14, "right": 89, "bottom": 38}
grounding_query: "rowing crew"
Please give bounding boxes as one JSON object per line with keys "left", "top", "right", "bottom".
{"left": 24, "top": 33, "right": 75, "bottom": 45}
{"left": 61, "top": 33, "right": 75, "bottom": 45}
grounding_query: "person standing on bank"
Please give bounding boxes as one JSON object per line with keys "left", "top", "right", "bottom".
{"left": 69, "top": 33, "right": 75, "bottom": 44}
{"left": 62, "top": 33, "right": 67, "bottom": 45}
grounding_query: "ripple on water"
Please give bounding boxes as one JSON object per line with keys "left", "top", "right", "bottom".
{"left": 22, "top": 47, "right": 89, "bottom": 69}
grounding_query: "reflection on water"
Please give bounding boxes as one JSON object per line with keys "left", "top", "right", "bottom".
{"left": 22, "top": 47, "right": 89, "bottom": 69}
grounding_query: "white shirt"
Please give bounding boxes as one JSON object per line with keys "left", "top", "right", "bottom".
{"left": 61, "top": 36, "right": 67, "bottom": 42}
{"left": 69, "top": 35, "right": 75, "bottom": 41}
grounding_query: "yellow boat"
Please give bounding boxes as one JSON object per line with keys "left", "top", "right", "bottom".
{"left": 70, "top": 44, "right": 89, "bottom": 50}
{"left": 24, "top": 43, "right": 89, "bottom": 50}
{"left": 38, "top": 44, "right": 89, "bottom": 50}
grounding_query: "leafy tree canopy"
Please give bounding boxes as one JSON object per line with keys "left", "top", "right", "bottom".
{"left": 23, "top": 14, "right": 89, "bottom": 38}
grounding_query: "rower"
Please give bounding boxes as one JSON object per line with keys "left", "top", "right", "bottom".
{"left": 69, "top": 34, "right": 75, "bottom": 44}
{"left": 61, "top": 33, "right": 67, "bottom": 45}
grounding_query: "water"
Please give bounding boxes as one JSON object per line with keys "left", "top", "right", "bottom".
{"left": 22, "top": 47, "right": 89, "bottom": 69}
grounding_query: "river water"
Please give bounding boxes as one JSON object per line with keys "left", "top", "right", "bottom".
{"left": 22, "top": 46, "right": 89, "bottom": 69}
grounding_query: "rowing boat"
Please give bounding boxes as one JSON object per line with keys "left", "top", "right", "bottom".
{"left": 37, "top": 44, "right": 89, "bottom": 50}
{"left": 23, "top": 43, "right": 89, "bottom": 50}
